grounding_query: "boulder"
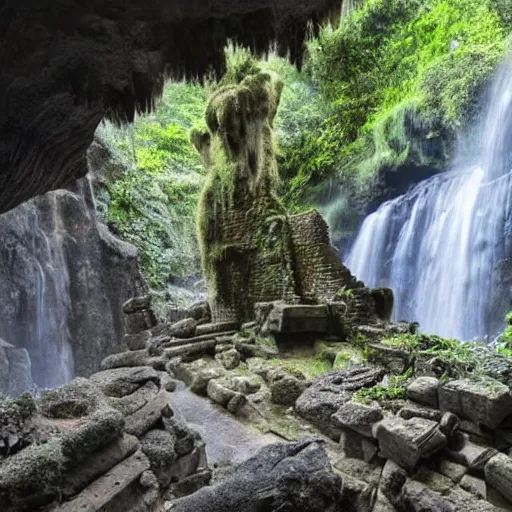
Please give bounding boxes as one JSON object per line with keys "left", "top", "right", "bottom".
{"left": 169, "top": 318, "right": 198, "bottom": 339}
{"left": 89, "top": 366, "right": 160, "bottom": 398}
{"left": 485, "top": 453, "right": 512, "bottom": 503}
{"left": 172, "top": 440, "right": 342, "bottom": 512}
{"left": 216, "top": 348, "right": 240, "bottom": 370}
{"left": 406, "top": 377, "right": 439, "bottom": 408}
{"left": 295, "top": 366, "right": 384, "bottom": 440}
{"left": 0, "top": 438, "right": 66, "bottom": 512}
{"left": 190, "top": 369, "right": 224, "bottom": 396}
{"left": 140, "top": 429, "right": 177, "bottom": 488}
{"left": 230, "top": 376, "right": 261, "bottom": 395}
{"left": 375, "top": 417, "right": 447, "bottom": 471}
{"left": 61, "top": 408, "right": 125, "bottom": 462}
{"left": 270, "top": 374, "right": 308, "bottom": 406}
{"left": 438, "top": 378, "right": 512, "bottom": 429}
{"left": 332, "top": 401, "right": 383, "bottom": 438}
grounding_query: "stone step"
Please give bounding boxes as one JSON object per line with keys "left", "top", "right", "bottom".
{"left": 162, "top": 330, "right": 237, "bottom": 349}
{"left": 196, "top": 322, "right": 239, "bottom": 336}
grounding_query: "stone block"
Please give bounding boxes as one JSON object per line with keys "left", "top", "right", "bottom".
{"left": 406, "top": 377, "right": 439, "bottom": 408}
{"left": 380, "top": 459, "right": 407, "bottom": 506}
{"left": 445, "top": 437, "right": 497, "bottom": 471}
{"left": 332, "top": 401, "right": 383, "bottom": 438}
{"left": 140, "top": 429, "right": 177, "bottom": 488}
{"left": 100, "top": 349, "right": 149, "bottom": 370}
{"left": 62, "top": 434, "right": 139, "bottom": 498}
{"left": 169, "top": 318, "right": 198, "bottom": 339}
{"left": 368, "top": 343, "right": 411, "bottom": 374}
{"left": 438, "top": 378, "right": 512, "bottom": 429}
{"left": 375, "top": 417, "right": 447, "bottom": 472}
{"left": 270, "top": 374, "right": 308, "bottom": 406}
{"left": 400, "top": 481, "right": 455, "bottom": 512}
{"left": 190, "top": 369, "right": 224, "bottom": 396}
{"left": 460, "top": 474, "right": 486, "bottom": 499}
{"left": 339, "top": 429, "right": 365, "bottom": 459}
{"left": 437, "top": 459, "right": 467, "bottom": 483}
{"left": 262, "top": 304, "right": 330, "bottom": 334}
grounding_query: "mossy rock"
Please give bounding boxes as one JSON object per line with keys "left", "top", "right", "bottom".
{"left": 0, "top": 438, "right": 66, "bottom": 511}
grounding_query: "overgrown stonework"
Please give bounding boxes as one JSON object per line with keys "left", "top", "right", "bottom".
{"left": 194, "top": 71, "right": 391, "bottom": 326}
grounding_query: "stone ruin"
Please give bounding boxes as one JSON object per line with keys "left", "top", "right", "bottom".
{"left": 192, "top": 71, "right": 393, "bottom": 333}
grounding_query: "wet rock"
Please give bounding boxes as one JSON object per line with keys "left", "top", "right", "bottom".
{"left": 61, "top": 408, "right": 125, "bottom": 462}
{"left": 438, "top": 377, "right": 512, "bottom": 429}
{"left": 400, "top": 480, "right": 455, "bottom": 512}
{"left": 125, "top": 330, "right": 152, "bottom": 351}
{"left": 485, "top": 453, "right": 512, "bottom": 503}
{"left": 89, "top": 366, "right": 160, "bottom": 398}
{"left": 172, "top": 440, "right": 342, "bottom": 512}
{"left": 40, "top": 377, "right": 103, "bottom": 418}
{"left": 375, "top": 417, "right": 447, "bottom": 471}
{"left": 295, "top": 366, "right": 385, "bottom": 440}
{"left": 140, "top": 429, "right": 177, "bottom": 488}
{"left": 216, "top": 348, "right": 240, "bottom": 370}
{"left": 332, "top": 401, "right": 384, "bottom": 438}
{"left": 169, "top": 318, "right": 198, "bottom": 339}
{"left": 406, "top": 377, "right": 439, "bottom": 408}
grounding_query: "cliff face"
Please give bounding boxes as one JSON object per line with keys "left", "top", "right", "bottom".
{"left": 0, "top": 176, "right": 145, "bottom": 391}
{"left": 0, "top": 0, "right": 341, "bottom": 215}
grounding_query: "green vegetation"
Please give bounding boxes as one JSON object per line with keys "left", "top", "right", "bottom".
{"left": 307, "top": 0, "right": 507, "bottom": 197}
{"left": 95, "top": 83, "right": 207, "bottom": 288}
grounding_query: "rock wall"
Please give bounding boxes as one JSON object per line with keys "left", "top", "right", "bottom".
{"left": 0, "top": 176, "right": 145, "bottom": 391}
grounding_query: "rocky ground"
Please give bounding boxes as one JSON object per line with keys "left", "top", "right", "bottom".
{"left": 3, "top": 295, "right": 512, "bottom": 511}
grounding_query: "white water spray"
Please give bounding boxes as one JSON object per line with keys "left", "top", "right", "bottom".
{"left": 346, "top": 58, "right": 512, "bottom": 340}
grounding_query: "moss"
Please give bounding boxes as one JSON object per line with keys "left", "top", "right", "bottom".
{"left": 353, "top": 385, "right": 406, "bottom": 410}
{"left": 0, "top": 439, "right": 66, "bottom": 510}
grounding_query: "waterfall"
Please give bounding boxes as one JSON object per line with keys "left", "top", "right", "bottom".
{"left": 346, "top": 58, "right": 512, "bottom": 341}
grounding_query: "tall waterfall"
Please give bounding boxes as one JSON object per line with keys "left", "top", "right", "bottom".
{"left": 346, "top": 59, "right": 512, "bottom": 340}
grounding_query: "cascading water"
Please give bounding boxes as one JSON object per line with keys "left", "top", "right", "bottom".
{"left": 346, "top": 58, "right": 512, "bottom": 341}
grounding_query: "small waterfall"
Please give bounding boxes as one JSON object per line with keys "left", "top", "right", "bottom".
{"left": 30, "top": 197, "right": 74, "bottom": 388}
{"left": 346, "top": 58, "right": 512, "bottom": 340}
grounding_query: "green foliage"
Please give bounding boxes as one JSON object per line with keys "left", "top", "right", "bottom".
{"left": 353, "top": 385, "right": 406, "bottom": 406}
{"left": 306, "top": 0, "right": 507, "bottom": 192}
{"left": 96, "top": 82, "right": 207, "bottom": 288}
